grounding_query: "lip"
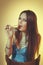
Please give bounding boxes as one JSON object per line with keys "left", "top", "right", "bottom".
{"left": 18, "top": 25, "right": 22, "bottom": 29}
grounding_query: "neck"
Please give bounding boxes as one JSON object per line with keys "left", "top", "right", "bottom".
{"left": 21, "top": 32, "right": 26, "bottom": 37}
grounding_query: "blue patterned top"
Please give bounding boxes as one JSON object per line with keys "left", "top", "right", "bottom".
{"left": 12, "top": 44, "right": 28, "bottom": 62}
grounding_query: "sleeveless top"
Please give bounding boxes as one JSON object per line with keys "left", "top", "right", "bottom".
{"left": 12, "top": 44, "right": 28, "bottom": 62}
{"left": 12, "top": 33, "right": 28, "bottom": 62}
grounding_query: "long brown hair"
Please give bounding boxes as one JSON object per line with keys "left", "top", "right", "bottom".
{"left": 15, "top": 10, "right": 41, "bottom": 61}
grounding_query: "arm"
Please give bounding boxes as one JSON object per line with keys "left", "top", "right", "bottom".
{"left": 5, "top": 25, "right": 16, "bottom": 57}
{"left": 5, "top": 37, "right": 13, "bottom": 57}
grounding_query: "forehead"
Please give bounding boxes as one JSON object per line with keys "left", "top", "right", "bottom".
{"left": 20, "top": 13, "right": 27, "bottom": 19}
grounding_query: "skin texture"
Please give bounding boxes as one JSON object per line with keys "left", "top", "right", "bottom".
{"left": 5, "top": 13, "right": 28, "bottom": 56}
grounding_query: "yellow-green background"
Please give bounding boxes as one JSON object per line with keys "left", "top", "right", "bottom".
{"left": 0, "top": 0, "right": 43, "bottom": 65}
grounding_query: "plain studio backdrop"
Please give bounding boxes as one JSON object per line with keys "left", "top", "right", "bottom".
{"left": 0, "top": 0, "right": 43, "bottom": 65}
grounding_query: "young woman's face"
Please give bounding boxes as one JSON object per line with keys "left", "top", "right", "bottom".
{"left": 18, "top": 13, "right": 27, "bottom": 32}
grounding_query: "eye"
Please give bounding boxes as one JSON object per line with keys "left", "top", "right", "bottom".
{"left": 19, "top": 17, "right": 27, "bottom": 22}
{"left": 23, "top": 19, "right": 27, "bottom": 22}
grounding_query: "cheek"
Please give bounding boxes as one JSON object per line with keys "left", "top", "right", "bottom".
{"left": 22, "top": 23, "right": 27, "bottom": 31}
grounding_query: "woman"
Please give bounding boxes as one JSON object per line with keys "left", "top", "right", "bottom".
{"left": 5, "top": 10, "right": 41, "bottom": 62}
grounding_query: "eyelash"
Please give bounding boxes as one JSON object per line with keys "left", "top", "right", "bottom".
{"left": 19, "top": 17, "right": 27, "bottom": 22}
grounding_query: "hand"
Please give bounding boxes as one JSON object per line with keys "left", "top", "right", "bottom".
{"left": 5, "top": 25, "right": 11, "bottom": 30}
{"left": 5, "top": 25, "right": 13, "bottom": 38}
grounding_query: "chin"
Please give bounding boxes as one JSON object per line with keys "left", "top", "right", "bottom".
{"left": 19, "top": 28, "right": 23, "bottom": 32}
